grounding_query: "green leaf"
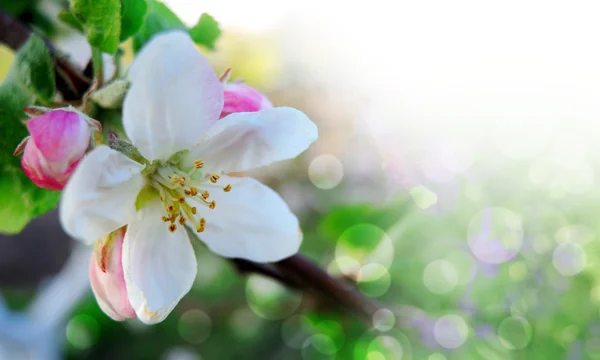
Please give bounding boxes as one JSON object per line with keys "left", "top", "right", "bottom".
{"left": 69, "top": 0, "right": 121, "bottom": 54}
{"left": 0, "top": 106, "right": 60, "bottom": 234}
{"left": 189, "top": 13, "right": 221, "bottom": 50}
{"left": 120, "top": 0, "right": 148, "bottom": 41}
{"left": 0, "top": 0, "right": 37, "bottom": 17}
{"left": 12, "top": 34, "right": 55, "bottom": 103}
{"left": 58, "top": 11, "right": 84, "bottom": 32}
{"left": 0, "top": 35, "right": 62, "bottom": 234}
{"left": 132, "top": 0, "right": 185, "bottom": 52}
{"left": 135, "top": 185, "right": 159, "bottom": 211}
{"left": 0, "top": 167, "right": 61, "bottom": 234}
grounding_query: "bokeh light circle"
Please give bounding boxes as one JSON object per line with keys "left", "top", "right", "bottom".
{"left": 497, "top": 316, "right": 533, "bottom": 350}
{"left": 357, "top": 264, "right": 392, "bottom": 298}
{"left": 308, "top": 154, "right": 344, "bottom": 189}
{"left": 178, "top": 309, "right": 212, "bottom": 344}
{"left": 409, "top": 186, "right": 438, "bottom": 209}
{"left": 65, "top": 314, "right": 100, "bottom": 350}
{"left": 428, "top": 353, "right": 447, "bottom": 360}
{"left": 161, "top": 347, "right": 201, "bottom": 360}
{"left": 246, "top": 274, "right": 303, "bottom": 320}
{"left": 467, "top": 207, "right": 524, "bottom": 264}
{"left": 433, "top": 314, "right": 469, "bottom": 349}
{"left": 423, "top": 259, "right": 458, "bottom": 295}
{"left": 367, "top": 336, "right": 404, "bottom": 360}
{"left": 335, "top": 224, "right": 394, "bottom": 277}
{"left": 301, "top": 335, "right": 337, "bottom": 360}
{"left": 373, "top": 308, "right": 396, "bottom": 332}
{"left": 229, "top": 307, "right": 263, "bottom": 340}
{"left": 444, "top": 251, "right": 476, "bottom": 285}
{"left": 281, "top": 315, "right": 313, "bottom": 349}
{"left": 552, "top": 242, "right": 586, "bottom": 276}
{"left": 353, "top": 330, "right": 413, "bottom": 360}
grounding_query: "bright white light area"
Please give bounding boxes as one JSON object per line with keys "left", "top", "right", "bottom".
{"left": 167, "top": 0, "right": 600, "bottom": 167}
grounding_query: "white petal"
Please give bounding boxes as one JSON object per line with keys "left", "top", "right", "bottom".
{"left": 123, "top": 31, "right": 224, "bottom": 161}
{"left": 59, "top": 145, "right": 144, "bottom": 244}
{"left": 122, "top": 200, "right": 197, "bottom": 324}
{"left": 194, "top": 176, "right": 301, "bottom": 262}
{"left": 184, "top": 107, "right": 318, "bottom": 173}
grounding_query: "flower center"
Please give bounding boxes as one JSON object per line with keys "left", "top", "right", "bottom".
{"left": 147, "top": 159, "right": 231, "bottom": 234}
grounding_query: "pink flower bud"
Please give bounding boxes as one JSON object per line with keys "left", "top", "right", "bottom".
{"left": 19, "top": 109, "right": 95, "bottom": 191}
{"left": 89, "top": 227, "right": 136, "bottom": 321}
{"left": 220, "top": 83, "right": 273, "bottom": 119}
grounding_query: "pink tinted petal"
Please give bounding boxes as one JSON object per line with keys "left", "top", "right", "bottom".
{"left": 89, "top": 257, "right": 126, "bottom": 321}
{"left": 26, "top": 110, "right": 90, "bottom": 164}
{"left": 220, "top": 83, "right": 273, "bottom": 118}
{"left": 21, "top": 109, "right": 91, "bottom": 190}
{"left": 89, "top": 228, "right": 136, "bottom": 320}
{"left": 21, "top": 138, "right": 70, "bottom": 190}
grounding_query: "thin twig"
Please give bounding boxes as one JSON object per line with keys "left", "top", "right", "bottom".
{"left": 276, "top": 254, "right": 381, "bottom": 319}
{"left": 0, "top": 9, "right": 91, "bottom": 100}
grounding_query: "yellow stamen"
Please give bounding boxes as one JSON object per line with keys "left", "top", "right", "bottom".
{"left": 208, "top": 200, "right": 216, "bottom": 209}
{"left": 210, "top": 174, "right": 220, "bottom": 183}
{"left": 168, "top": 224, "right": 177, "bottom": 233}
{"left": 178, "top": 197, "right": 186, "bottom": 203}
{"left": 190, "top": 187, "right": 198, "bottom": 196}
{"left": 178, "top": 216, "right": 186, "bottom": 225}
{"left": 196, "top": 226, "right": 205, "bottom": 233}
{"left": 200, "top": 218, "right": 206, "bottom": 226}
{"left": 184, "top": 189, "right": 191, "bottom": 196}
{"left": 191, "top": 207, "right": 197, "bottom": 215}
{"left": 201, "top": 190, "right": 210, "bottom": 200}
{"left": 194, "top": 160, "right": 204, "bottom": 169}
{"left": 223, "top": 184, "right": 232, "bottom": 192}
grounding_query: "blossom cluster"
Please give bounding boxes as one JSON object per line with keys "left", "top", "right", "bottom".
{"left": 14, "top": 31, "right": 317, "bottom": 324}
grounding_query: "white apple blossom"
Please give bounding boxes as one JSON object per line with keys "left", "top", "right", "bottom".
{"left": 59, "top": 31, "right": 318, "bottom": 324}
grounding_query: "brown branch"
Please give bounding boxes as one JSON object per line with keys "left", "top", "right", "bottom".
{"left": 0, "top": 9, "right": 91, "bottom": 100}
{"left": 276, "top": 254, "right": 381, "bottom": 318}
{"left": 233, "top": 254, "right": 381, "bottom": 320}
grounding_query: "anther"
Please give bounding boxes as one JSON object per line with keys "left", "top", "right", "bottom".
{"left": 194, "top": 160, "right": 204, "bottom": 169}
{"left": 178, "top": 216, "right": 186, "bottom": 225}
{"left": 210, "top": 174, "right": 220, "bottom": 183}
{"left": 190, "top": 187, "right": 198, "bottom": 196}
{"left": 201, "top": 190, "right": 210, "bottom": 200}
{"left": 170, "top": 214, "right": 177, "bottom": 223}
{"left": 178, "top": 197, "right": 186, "bottom": 203}
{"left": 196, "top": 226, "right": 205, "bottom": 233}
{"left": 209, "top": 201, "right": 216, "bottom": 209}
{"left": 223, "top": 184, "right": 232, "bottom": 192}
{"left": 184, "top": 189, "right": 191, "bottom": 196}
{"left": 161, "top": 216, "right": 169, "bottom": 222}
{"left": 170, "top": 175, "right": 180, "bottom": 184}
{"left": 191, "top": 207, "right": 197, "bottom": 215}
{"left": 200, "top": 218, "right": 206, "bottom": 226}
{"left": 167, "top": 205, "right": 175, "bottom": 212}
{"left": 168, "top": 224, "right": 177, "bottom": 233}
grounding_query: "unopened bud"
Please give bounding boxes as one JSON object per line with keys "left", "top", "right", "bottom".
{"left": 18, "top": 108, "right": 98, "bottom": 190}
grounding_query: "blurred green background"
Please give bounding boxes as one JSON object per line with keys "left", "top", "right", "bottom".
{"left": 2, "top": 0, "right": 600, "bottom": 359}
